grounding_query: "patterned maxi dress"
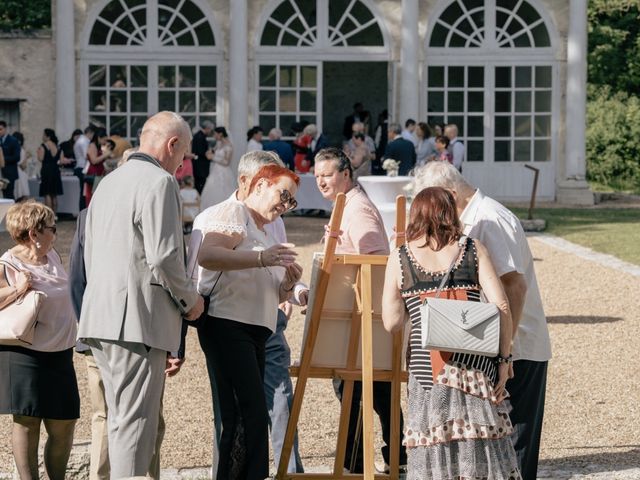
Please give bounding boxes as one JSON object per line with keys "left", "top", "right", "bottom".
{"left": 398, "top": 237, "right": 522, "bottom": 480}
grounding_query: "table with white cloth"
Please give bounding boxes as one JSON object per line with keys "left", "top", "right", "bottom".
{"left": 293, "top": 173, "right": 333, "bottom": 212}
{"left": 0, "top": 198, "right": 15, "bottom": 232}
{"left": 28, "top": 174, "right": 81, "bottom": 216}
{"left": 357, "top": 175, "right": 412, "bottom": 240}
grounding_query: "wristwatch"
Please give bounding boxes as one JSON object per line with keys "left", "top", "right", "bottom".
{"left": 495, "top": 354, "right": 513, "bottom": 364}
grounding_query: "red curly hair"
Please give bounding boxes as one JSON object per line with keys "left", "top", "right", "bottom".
{"left": 248, "top": 164, "right": 300, "bottom": 193}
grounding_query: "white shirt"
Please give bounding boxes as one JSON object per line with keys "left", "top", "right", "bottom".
{"left": 449, "top": 137, "right": 465, "bottom": 170}
{"left": 459, "top": 190, "right": 552, "bottom": 362}
{"left": 188, "top": 197, "right": 283, "bottom": 332}
{"left": 247, "top": 139, "right": 263, "bottom": 152}
{"left": 73, "top": 135, "right": 90, "bottom": 169}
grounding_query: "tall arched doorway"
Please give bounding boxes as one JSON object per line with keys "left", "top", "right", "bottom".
{"left": 80, "top": 0, "right": 223, "bottom": 143}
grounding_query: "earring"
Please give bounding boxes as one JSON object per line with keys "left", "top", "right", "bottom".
{"left": 35, "top": 241, "right": 41, "bottom": 249}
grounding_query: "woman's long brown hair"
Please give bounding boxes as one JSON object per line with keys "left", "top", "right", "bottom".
{"left": 405, "top": 186, "right": 462, "bottom": 250}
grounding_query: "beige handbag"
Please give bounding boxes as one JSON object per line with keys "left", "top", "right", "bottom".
{"left": 0, "top": 260, "right": 47, "bottom": 346}
{"left": 420, "top": 237, "right": 500, "bottom": 357}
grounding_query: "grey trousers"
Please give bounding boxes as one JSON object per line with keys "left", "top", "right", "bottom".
{"left": 89, "top": 339, "right": 166, "bottom": 480}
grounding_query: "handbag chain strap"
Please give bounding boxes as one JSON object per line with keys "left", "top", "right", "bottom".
{"left": 0, "top": 259, "right": 24, "bottom": 287}
{"left": 434, "top": 236, "right": 468, "bottom": 299}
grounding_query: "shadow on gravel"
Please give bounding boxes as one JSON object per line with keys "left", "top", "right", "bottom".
{"left": 539, "top": 447, "right": 640, "bottom": 472}
{"left": 547, "top": 315, "right": 623, "bottom": 324}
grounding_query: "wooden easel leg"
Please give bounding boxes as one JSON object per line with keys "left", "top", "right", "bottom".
{"left": 333, "top": 379, "right": 355, "bottom": 475}
{"left": 360, "top": 264, "right": 375, "bottom": 480}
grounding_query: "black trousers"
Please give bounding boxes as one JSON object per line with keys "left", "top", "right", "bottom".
{"left": 202, "top": 316, "right": 272, "bottom": 480}
{"left": 194, "top": 174, "right": 207, "bottom": 195}
{"left": 74, "top": 167, "right": 86, "bottom": 211}
{"left": 334, "top": 379, "right": 407, "bottom": 472}
{"left": 506, "top": 360, "right": 548, "bottom": 480}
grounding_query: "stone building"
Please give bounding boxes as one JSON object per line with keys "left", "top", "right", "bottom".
{"left": 0, "top": 0, "right": 592, "bottom": 203}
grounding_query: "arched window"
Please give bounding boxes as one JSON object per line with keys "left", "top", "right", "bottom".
{"left": 425, "top": 0, "right": 555, "bottom": 166}
{"left": 82, "top": 0, "right": 221, "bottom": 143}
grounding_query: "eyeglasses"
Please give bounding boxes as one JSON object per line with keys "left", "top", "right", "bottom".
{"left": 279, "top": 190, "right": 298, "bottom": 211}
{"left": 44, "top": 225, "right": 57, "bottom": 234}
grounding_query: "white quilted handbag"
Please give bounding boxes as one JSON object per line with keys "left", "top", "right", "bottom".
{"left": 419, "top": 237, "right": 500, "bottom": 357}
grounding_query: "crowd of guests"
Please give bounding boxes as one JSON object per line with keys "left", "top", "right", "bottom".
{"left": 0, "top": 110, "right": 549, "bottom": 480}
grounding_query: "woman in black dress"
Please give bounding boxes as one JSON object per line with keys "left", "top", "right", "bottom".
{"left": 37, "top": 129, "right": 63, "bottom": 215}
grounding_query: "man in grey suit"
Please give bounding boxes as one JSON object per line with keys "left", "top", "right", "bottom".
{"left": 79, "top": 111, "right": 204, "bottom": 479}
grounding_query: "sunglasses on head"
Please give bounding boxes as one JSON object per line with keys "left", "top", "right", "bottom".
{"left": 279, "top": 190, "right": 298, "bottom": 211}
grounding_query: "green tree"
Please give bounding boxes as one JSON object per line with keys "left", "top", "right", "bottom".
{"left": 0, "top": 0, "right": 50, "bottom": 31}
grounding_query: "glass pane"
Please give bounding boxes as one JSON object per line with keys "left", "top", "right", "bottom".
{"left": 110, "top": 65, "right": 127, "bottom": 88}
{"left": 428, "top": 116, "right": 444, "bottom": 128}
{"left": 494, "top": 140, "right": 511, "bottom": 162}
{"left": 428, "top": 66, "right": 445, "bottom": 87}
{"left": 430, "top": 23, "right": 448, "bottom": 47}
{"left": 534, "top": 115, "right": 551, "bottom": 136}
{"left": 535, "top": 91, "right": 551, "bottom": 112}
{"left": 515, "top": 116, "right": 531, "bottom": 137}
{"left": 279, "top": 91, "right": 297, "bottom": 112}
{"left": 260, "top": 65, "right": 277, "bottom": 87}
{"left": 515, "top": 66, "right": 532, "bottom": 88}
{"left": 89, "top": 116, "right": 106, "bottom": 129}
{"left": 468, "top": 66, "right": 484, "bottom": 88}
{"left": 279, "top": 115, "right": 297, "bottom": 132}
{"left": 131, "top": 91, "right": 147, "bottom": 112}
{"left": 468, "top": 91, "right": 483, "bottom": 112}
{"left": 448, "top": 66, "right": 464, "bottom": 88}
{"left": 130, "top": 66, "right": 147, "bottom": 87}
{"left": 514, "top": 140, "right": 531, "bottom": 161}
{"left": 300, "top": 114, "right": 316, "bottom": 126}
{"left": 534, "top": 139, "right": 550, "bottom": 162}
{"left": 279, "top": 66, "right": 297, "bottom": 87}
{"left": 183, "top": 116, "right": 196, "bottom": 129}
{"left": 259, "top": 115, "right": 276, "bottom": 133}
{"left": 531, "top": 24, "right": 551, "bottom": 47}
{"left": 259, "top": 90, "right": 276, "bottom": 112}
{"left": 200, "top": 66, "right": 216, "bottom": 87}
{"left": 111, "top": 116, "right": 127, "bottom": 134}
{"left": 179, "top": 66, "right": 196, "bottom": 87}
{"left": 515, "top": 91, "right": 531, "bottom": 112}
{"left": 467, "top": 140, "right": 483, "bottom": 162}
{"left": 535, "top": 66, "right": 552, "bottom": 88}
{"left": 131, "top": 116, "right": 146, "bottom": 140}
{"left": 200, "top": 91, "right": 216, "bottom": 112}
{"left": 300, "top": 91, "right": 316, "bottom": 111}
{"left": 179, "top": 91, "right": 196, "bottom": 112}
{"left": 427, "top": 91, "right": 444, "bottom": 112}
{"left": 90, "top": 91, "right": 107, "bottom": 112}
{"left": 448, "top": 91, "right": 464, "bottom": 112}
{"left": 89, "top": 65, "right": 107, "bottom": 87}
{"left": 495, "top": 67, "right": 511, "bottom": 88}
{"left": 495, "top": 116, "right": 511, "bottom": 137}
{"left": 110, "top": 92, "right": 127, "bottom": 112}
{"left": 495, "top": 92, "right": 511, "bottom": 113}
{"left": 159, "top": 66, "right": 175, "bottom": 88}
{"left": 159, "top": 91, "right": 175, "bottom": 111}
{"left": 300, "top": 66, "right": 317, "bottom": 87}
{"left": 468, "top": 116, "right": 483, "bottom": 137}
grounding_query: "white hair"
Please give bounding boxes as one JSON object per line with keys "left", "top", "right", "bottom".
{"left": 303, "top": 124, "right": 318, "bottom": 137}
{"left": 237, "top": 150, "right": 284, "bottom": 178}
{"left": 269, "top": 128, "right": 282, "bottom": 139}
{"left": 413, "top": 161, "right": 471, "bottom": 194}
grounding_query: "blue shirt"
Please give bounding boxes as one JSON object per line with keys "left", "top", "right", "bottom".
{"left": 263, "top": 140, "right": 294, "bottom": 170}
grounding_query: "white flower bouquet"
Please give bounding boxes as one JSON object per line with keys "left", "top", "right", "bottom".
{"left": 382, "top": 158, "right": 400, "bottom": 176}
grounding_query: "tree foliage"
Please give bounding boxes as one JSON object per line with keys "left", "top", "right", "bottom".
{"left": 0, "top": 0, "right": 50, "bottom": 31}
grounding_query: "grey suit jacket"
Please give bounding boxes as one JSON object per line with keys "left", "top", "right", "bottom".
{"left": 78, "top": 153, "right": 198, "bottom": 352}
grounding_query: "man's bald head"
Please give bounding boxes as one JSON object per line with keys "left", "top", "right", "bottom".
{"left": 139, "top": 111, "right": 192, "bottom": 174}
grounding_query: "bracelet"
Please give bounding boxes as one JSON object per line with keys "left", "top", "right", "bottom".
{"left": 257, "top": 250, "right": 265, "bottom": 268}
{"left": 495, "top": 354, "right": 513, "bottom": 364}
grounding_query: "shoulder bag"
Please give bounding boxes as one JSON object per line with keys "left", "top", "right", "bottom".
{"left": 419, "top": 237, "right": 500, "bottom": 357}
{"left": 0, "top": 260, "right": 47, "bottom": 346}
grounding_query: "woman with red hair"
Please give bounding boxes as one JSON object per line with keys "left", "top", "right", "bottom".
{"left": 382, "top": 187, "right": 521, "bottom": 479}
{"left": 194, "top": 161, "right": 302, "bottom": 480}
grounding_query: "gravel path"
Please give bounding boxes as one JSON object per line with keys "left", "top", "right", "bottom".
{"left": 0, "top": 215, "right": 639, "bottom": 477}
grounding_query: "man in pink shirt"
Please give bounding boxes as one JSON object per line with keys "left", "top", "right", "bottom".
{"left": 314, "top": 147, "right": 406, "bottom": 473}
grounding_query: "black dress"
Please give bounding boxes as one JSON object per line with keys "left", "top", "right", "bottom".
{"left": 39, "top": 143, "right": 63, "bottom": 196}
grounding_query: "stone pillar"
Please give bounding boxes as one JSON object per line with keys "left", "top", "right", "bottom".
{"left": 557, "top": 0, "right": 593, "bottom": 205}
{"left": 55, "top": 0, "right": 76, "bottom": 138}
{"left": 398, "top": 0, "right": 419, "bottom": 123}
{"left": 229, "top": 0, "right": 248, "bottom": 172}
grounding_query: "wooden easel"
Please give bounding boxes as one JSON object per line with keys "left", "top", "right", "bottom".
{"left": 278, "top": 194, "right": 408, "bottom": 480}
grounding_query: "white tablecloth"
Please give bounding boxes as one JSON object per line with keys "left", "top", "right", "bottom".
{"left": 358, "top": 176, "right": 413, "bottom": 239}
{"left": 0, "top": 198, "right": 15, "bottom": 232}
{"left": 29, "top": 175, "right": 81, "bottom": 216}
{"left": 294, "top": 173, "right": 333, "bottom": 212}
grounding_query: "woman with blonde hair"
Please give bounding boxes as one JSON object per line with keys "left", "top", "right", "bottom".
{"left": 0, "top": 202, "right": 79, "bottom": 480}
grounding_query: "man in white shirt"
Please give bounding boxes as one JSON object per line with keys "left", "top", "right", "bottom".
{"left": 414, "top": 161, "right": 551, "bottom": 480}
{"left": 400, "top": 118, "right": 417, "bottom": 147}
{"left": 444, "top": 123, "right": 464, "bottom": 172}
{"left": 73, "top": 124, "right": 94, "bottom": 210}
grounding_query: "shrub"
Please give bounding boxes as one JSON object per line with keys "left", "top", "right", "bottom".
{"left": 0, "top": 0, "right": 50, "bottom": 31}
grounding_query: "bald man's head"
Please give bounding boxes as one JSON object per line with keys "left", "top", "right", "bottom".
{"left": 139, "top": 111, "right": 192, "bottom": 174}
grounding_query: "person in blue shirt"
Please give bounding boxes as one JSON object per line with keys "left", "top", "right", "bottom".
{"left": 263, "top": 128, "right": 294, "bottom": 171}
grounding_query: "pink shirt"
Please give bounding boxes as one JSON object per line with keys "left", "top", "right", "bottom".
{"left": 336, "top": 186, "right": 389, "bottom": 255}
{"left": 2, "top": 250, "right": 77, "bottom": 352}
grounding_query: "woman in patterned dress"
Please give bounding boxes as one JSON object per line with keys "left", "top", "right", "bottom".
{"left": 382, "top": 186, "right": 521, "bottom": 480}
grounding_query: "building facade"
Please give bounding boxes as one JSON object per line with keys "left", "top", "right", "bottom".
{"left": 0, "top": 0, "right": 592, "bottom": 203}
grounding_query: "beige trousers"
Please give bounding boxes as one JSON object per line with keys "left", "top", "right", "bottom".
{"left": 84, "top": 351, "right": 165, "bottom": 480}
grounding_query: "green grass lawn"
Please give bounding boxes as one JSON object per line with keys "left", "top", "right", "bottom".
{"left": 509, "top": 207, "right": 640, "bottom": 266}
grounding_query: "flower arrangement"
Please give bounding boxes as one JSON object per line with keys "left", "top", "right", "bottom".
{"left": 382, "top": 158, "right": 400, "bottom": 177}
